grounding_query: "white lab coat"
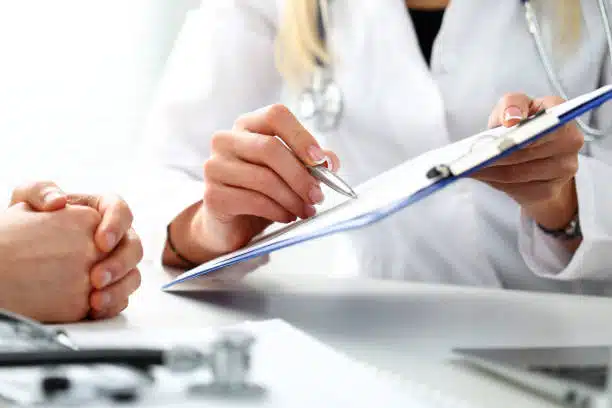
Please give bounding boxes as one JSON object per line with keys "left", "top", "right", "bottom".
{"left": 136, "top": 0, "right": 612, "bottom": 294}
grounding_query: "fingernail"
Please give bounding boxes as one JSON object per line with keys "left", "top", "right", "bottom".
{"left": 325, "top": 156, "right": 336, "bottom": 172}
{"left": 106, "top": 232, "right": 117, "bottom": 249}
{"left": 504, "top": 106, "right": 523, "bottom": 122}
{"left": 43, "top": 189, "right": 64, "bottom": 203}
{"left": 308, "top": 146, "right": 326, "bottom": 164}
{"left": 99, "top": 270, "right": 112, "bottom": 288}
{"left": 304, "top": 204, "right": 317, "bottom": 218}
{"left": 309, "top": 185, "right": 324, "bottom": 204}
{"left": 99, "top": 293, "right": 111, "bottom": 309}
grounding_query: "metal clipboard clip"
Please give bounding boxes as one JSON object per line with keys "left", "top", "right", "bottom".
{"left": 426, "top": 109, "right": 560, "bottom": 181}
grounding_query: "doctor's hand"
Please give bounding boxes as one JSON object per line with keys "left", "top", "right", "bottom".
{"left": 10, "top": 182, "right": 143, "bottom": 320}
{"left": 163, "top": 104, "right": 340, "bottom": 268}
{"left": 473, "top": 93, "right": 583, "bottom": 239}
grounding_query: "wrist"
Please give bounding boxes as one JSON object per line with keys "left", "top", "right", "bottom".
{"left": 525, "top": 178, "right": 578, "bottom": 230}
{"left": 162, "top": 202, "right": 221, "bottom": 268}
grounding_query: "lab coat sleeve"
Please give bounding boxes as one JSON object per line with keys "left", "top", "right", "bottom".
{"left": 128, "top": 0, "right": 284, "bottom": 264}
{"left": 518, "top": 54, "right": 612, "bottom": 281}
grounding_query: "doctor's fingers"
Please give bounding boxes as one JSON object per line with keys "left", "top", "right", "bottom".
{"left": 89, "top": 268, "right": 141, "bottom": 319}
{"left": 520, "top": 97, "right": 584, "bottom": 150}
{"left": 203, "top": 183, "right": 307, "bottom": 224}
{"left": 10, "top": 181, "right": 68, "bottom": 211}
{"left": 322, "top": 150, "right": 340, "bottom": 172}
{"left": 488, "top": 93, "right": 533, "bottom": 128}
{"left": 232, "top": 104, "right": 331, "bottom": 167}
{"left": 203, "top": 158, "right": 318, "bottom": 219}
{"left": 89, "top": 228, "right": 143, "bottom": 290}
{"left": 485, "top": 179, "right": 567, "bottom": 204}
{"left": 67, "top": 193, "right": 134, "bottom": 253}
{"left": 485, "top": 124, "right": 583, "bottom": 166}
{"left": 210, "top": 130, "right": 322, "bottom": 205}
{"left": 473, "top": 154, "right": 578, "bottom": 184}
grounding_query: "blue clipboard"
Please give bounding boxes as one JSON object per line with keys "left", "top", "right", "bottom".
{"left": 163, "top": 85, "right": 612, "bottom": 290}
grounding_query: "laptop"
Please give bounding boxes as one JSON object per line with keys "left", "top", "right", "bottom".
{"left": 454, "top": 346, "right": 612, "bottom": 408}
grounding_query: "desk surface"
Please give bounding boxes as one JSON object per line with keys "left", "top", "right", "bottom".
{"left": 62, "top": 259, "right": 612, "bottom": 408}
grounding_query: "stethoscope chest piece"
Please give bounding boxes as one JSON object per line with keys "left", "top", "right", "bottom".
{"left": 297, "top": 68, "right": 343, "bottom": 131}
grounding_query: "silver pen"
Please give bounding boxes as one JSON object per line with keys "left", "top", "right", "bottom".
{"left": 308, "top": 164, "right": 358, "bottom": 199}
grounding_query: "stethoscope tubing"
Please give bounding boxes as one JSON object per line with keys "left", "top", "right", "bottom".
{"left": 300, "top": 0, "right": 612, "bottom": 147}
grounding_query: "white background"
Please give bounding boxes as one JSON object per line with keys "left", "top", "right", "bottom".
{"left": 0, "top": 0, "right": 199, "bottom": 201}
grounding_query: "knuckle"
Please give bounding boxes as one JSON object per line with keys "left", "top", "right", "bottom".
{"left": 131, "top": 230, "right": 144, "bottom": 258}
{"left": 12, "top": 181, "right": 47, "bottom": 201}
{"left": 132, "top": 269, "right": 142, "bottom": 292}
{"left": 264, "top": 103, "right": 292, "bottom": 125}
{"left": 544, "top": 96, "right": 565, "bottom": 106}
{"left": 110, "top": 196, "right": 134, "bottom": 225}
{"left": 80, "top": 206, "right": 103, "bottom": 227}
{"left": 130, "top": 237, "right": 144, "bottom": 265}
{"left": 14, "top": 181, "right": 37, "bottom": 196}
{"left": 202, "top": 158, "right": 214, "bottom": 178}
{"left": 251, "top": 167, "right": 277, "bottom": 191}
{"left": 118, "top": 299, "right": 130, "bottom": 314}
{"left": 202, "top": 183, "right": 223, "bottom": 212}
{"left": 202, "top": 157, "right": 221, "bottom": 180}
{"left": 501, "top": 92, "right": 524, "bottom": 107}
{"left": 233, "top": 113, "right": 253, "bottom": 130}
{"left": 567, "top": 128, "right": 585, "bottom": 151}
{"left": 210, "top": 130, "right": 231, "bottom": 152}
{"left": 116, "top": 195, "right": 132, "bottom": 217}
{"left": 294, "top": 172, "right": 315, "bottom": 195}
{"left": 66, "top": 206, "right": 101, "bottom": 233}
{"left": 256, "top": 135, "right": 282, "bottom": 158}
{"left": 560, "top": 156, "right": 579, "bottom": 176}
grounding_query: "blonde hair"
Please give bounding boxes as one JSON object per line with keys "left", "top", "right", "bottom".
{"left": 554, "top": 0, "right": 583, "bottom": 52}
{"left": 275, "top": 0, "right": 330, "bottom": 89}
{"left": 275, "top": 0, "right": 583, "bottom": 88}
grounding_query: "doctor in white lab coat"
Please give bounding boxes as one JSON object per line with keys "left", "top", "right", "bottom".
{"left": 138, "top": 0, "right": 612, "bottom": 294}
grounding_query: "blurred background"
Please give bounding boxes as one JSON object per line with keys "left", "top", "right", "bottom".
{"left": 0, "top": 0, "right": 200, "bottom": 200}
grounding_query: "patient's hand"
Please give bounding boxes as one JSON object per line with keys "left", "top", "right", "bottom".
{"left": 9, "top": 181, "right": 143, "bottom": 321}
{"left": 0, "top": 202, "right": 101, "bottom": 322}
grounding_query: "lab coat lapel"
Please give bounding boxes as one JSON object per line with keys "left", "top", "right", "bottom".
{"left": 368, "top": 0, "right": 451, "bottom": 154}
{"left": 324, "top": 0, "right": 454, "bottom": 180}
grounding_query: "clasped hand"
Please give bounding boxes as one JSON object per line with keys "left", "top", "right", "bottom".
{"left": 1, "top": 181, "right": 142, "bottom": 322}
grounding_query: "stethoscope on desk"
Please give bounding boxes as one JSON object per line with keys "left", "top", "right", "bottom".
{"left": 297, "top": 0, "right": 612, "bottom": 146}
{"left": 0, "top": 309, "right": 262, "bottom": 405}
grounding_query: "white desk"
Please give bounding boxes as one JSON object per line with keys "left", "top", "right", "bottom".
{"left": 59, "top": 256, "right": 612, "bottom": 408}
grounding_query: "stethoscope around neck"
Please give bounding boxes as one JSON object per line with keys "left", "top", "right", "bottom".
{"left": 297, "top": 0, "right": 612, "bottom": 145}
{"left": 296, "top": 0, "right": 343, "bottom": 132}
